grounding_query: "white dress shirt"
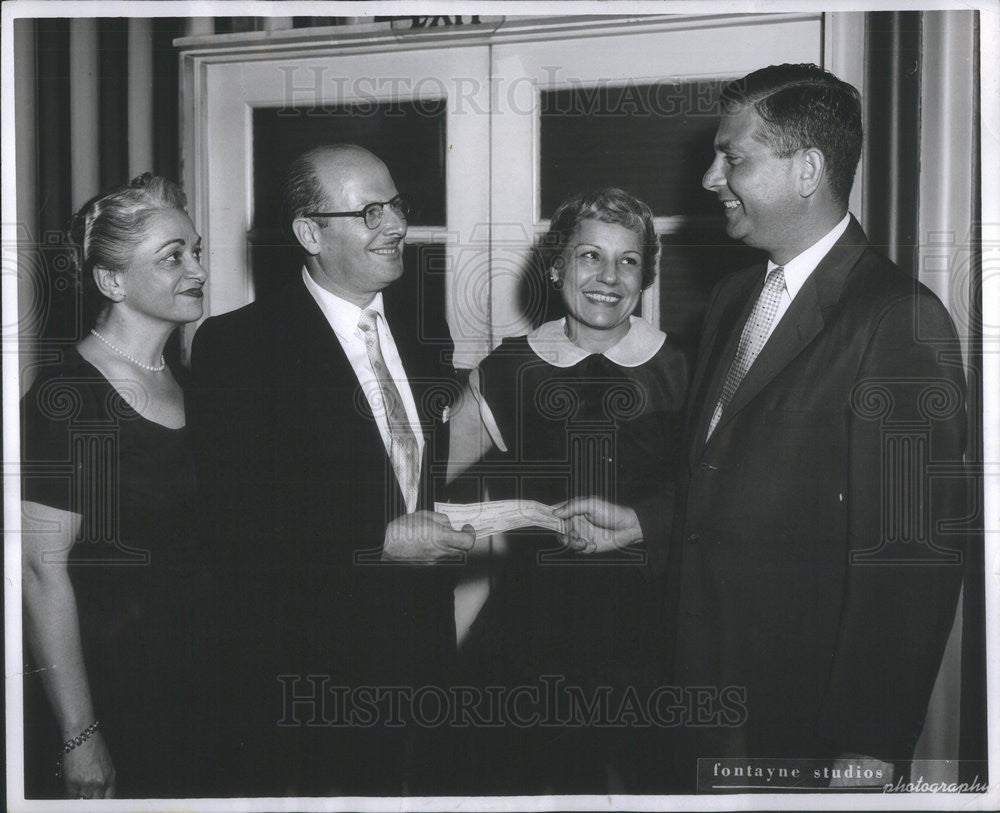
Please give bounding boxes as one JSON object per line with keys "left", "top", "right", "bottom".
{"left": 763, "top": 213, "right": 851, "bottom": 343}
{"left": 302, "top": 269, "right": 424, "bottom": 510}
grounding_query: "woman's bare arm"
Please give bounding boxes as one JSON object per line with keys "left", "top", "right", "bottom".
{"left": 22, "top": 501, "right": 115, "bottom": 798}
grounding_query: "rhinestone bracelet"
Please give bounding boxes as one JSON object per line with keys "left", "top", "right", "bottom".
{"left": 55, "top": 720, "right": 101, "bottom": 778}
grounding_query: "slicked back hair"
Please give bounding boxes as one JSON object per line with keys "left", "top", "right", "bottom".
{"left": 280, "top": 147, "right": 332, "bottom": 233}
{"left": 721, "top": 63, "right": 862, "bottom": 206}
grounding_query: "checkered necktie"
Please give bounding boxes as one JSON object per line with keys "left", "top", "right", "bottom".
{"left": 706, "top": 266, "right": 786, "bottom": 440}
{"left": 358, "top": 309, "right": 420, "bottom": 511}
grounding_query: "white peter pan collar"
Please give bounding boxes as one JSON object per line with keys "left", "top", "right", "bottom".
{"left": 526, "top": 316, "right": 667, "bottom": 369}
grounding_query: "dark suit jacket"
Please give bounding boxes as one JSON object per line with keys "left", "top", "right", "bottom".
{"left": 189, "top": 277, "right": 460, "bottom": 791}
{"left": 635, "top": 218, "right": 967, "bottom": 777}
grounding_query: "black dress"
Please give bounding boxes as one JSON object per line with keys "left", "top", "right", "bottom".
{"left": 458, "top": 317, "right": 688, "bottom": 793}
{"left": 20, "top": 347, "right": 221, "bottom": 798}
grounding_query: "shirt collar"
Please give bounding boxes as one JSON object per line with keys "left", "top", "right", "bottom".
{"left": 526, "top": 316, "right": 667, "bottom": 368}
{"left": 768, "top": 213, "right": 851, "bottom": 299}
{"left": 302, "top": 267, "right": 386, "bottom": 341}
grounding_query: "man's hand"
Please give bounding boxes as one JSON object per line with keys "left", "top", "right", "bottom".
{"left": 553, "top": 497, "right": 642, "bottom": 554}
{"left": 828, "top": 752, "right": 895, "bottom": 788}
{"left": 382, "top": 511, "right": 475, "bottom": 564}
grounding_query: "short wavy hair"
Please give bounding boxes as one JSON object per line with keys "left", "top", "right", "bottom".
{"left": 721, "top": 63, "right": 862, "bottom": 206}
{"left": 66, "top": 173, "right": 188, "bottom": 327}
{"left": 539, "top": 188, "right": 659, "bottom": 290}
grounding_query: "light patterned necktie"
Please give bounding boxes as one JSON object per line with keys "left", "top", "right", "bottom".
{"left": 358, "top": 309, "right": 420, "bottom": 511}
{"left": 706, "top": 266, "right": 786, "bottom": 440}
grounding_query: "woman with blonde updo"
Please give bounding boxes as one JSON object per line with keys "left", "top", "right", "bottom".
{"left": 20, "top": 174, "right": 220, "bottom": 798}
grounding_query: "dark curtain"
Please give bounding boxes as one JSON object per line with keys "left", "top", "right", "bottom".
{"left": 31, "top": 18, "right": 183, "bottom": 346}
{"left": 864, "top": 10, "right": 987, "bottom": 784}
{"left": 863, "top": 11, "right": 921, "bottom": 278}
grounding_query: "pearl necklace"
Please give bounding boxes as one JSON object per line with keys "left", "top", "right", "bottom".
{"left": 89, "top": 329, "right": 166, "bottom": 372}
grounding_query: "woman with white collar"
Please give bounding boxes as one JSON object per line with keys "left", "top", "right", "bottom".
{"left": 450, "top": 188, "right": 688, "bottom": 794}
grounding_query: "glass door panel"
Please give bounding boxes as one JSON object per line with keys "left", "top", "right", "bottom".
{"left": 194, "top": 44, "right": 490, "bottom": 363}
{"left": 252, "top": 101, "right": 448, "bottom": 229}
{"left": 540, "top": 81, "right": 725, "bottom": 219}
{"left": 490, "top": 15, "right": 823, "bottom": 346}
{"left": 249, "top": 100, "right": 447, "bottom": 302}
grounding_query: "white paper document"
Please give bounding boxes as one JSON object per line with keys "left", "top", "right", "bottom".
{"left": 434, "top": 500, "right": 566, "bottom": 539}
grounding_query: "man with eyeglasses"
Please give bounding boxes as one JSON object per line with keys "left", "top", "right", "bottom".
{"left": 190, "top": 144, "right": 472, "bottom": 795}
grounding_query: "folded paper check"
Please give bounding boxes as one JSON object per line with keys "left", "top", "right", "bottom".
{"left": 434, "top": 500, "right": 567, "bottom": 538}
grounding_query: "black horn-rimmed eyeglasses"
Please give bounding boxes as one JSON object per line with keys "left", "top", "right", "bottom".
{"left": 303, "top": 195, "right": 411, "bottom": 230}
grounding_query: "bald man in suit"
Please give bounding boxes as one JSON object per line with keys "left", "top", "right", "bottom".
{"left": 191, "top": 145, "right": 472, "bottom": 795}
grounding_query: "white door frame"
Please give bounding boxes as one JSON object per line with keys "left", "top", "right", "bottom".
{"left": 177, "top": 12, "right": 862, "bottom": 365}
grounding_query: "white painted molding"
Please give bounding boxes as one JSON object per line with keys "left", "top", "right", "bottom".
{"left": 176, "top": 13, "right": 824, "bottom": 365}
{"left": 173, "top": 13, "right": 822, "bottom": 60}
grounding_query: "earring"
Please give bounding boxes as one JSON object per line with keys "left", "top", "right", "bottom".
{"left": 550, "top": 273, "right": 563, "bottom": 291}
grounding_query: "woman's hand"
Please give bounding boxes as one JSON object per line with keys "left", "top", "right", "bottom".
{"left": 62, "top": 731, "right": 116, "bottom": 798}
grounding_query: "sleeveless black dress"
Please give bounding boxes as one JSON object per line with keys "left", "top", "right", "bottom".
{"left": 21, "top": 348, "right": 222, "bottom": 797}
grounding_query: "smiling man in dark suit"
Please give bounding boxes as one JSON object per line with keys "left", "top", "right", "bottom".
{"left": 190, "top": 144, "right": 472, "bottom": 795}
{"left": 558, "top": 64, "right": 967, "bottom": 790}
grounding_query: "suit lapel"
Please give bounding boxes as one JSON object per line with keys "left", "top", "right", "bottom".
{"left": 719, "top": 275, "right": 825, "bottom": 424}
{"left": 273, "top": 278, "right": 447, "bottom": 511}
{"left": 687, "top": 270, "right": 762, "bottom": 464}
{"left": 274, "top": 279, "right": 389, "bottom": 456}
{"left": 704, "top": 217, "right": 869, "bottom": 442}
{"left": 277, "top": 279, "right": 351, "bottom": 376}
